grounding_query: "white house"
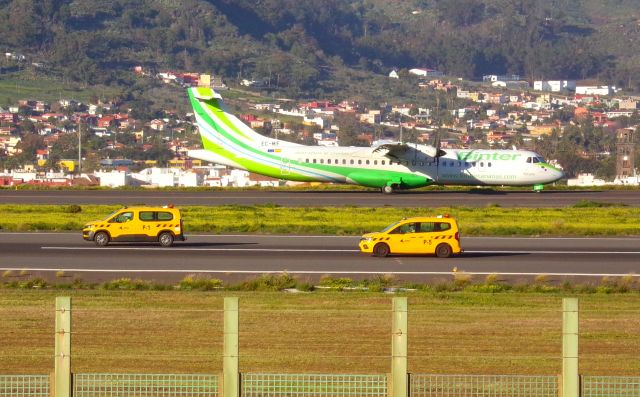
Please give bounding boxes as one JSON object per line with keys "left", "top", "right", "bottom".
{"left": 95, "top": 170, "right": 131, "bottom": 187}
{"left": 409, "top": 68, "right": 444, "bottom": 77}
{"left": 534, "top": 80, "right": 576, "bottom": 92}
{"left": 576, "top": 85, "right": 614, "bottom": 96}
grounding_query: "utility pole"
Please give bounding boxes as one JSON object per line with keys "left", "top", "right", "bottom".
{"left": 77, "top": 117, "right": 82, "bottom": 175}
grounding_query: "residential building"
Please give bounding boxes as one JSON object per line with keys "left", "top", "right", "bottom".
{"left": 534, "top": 80, "right": 576, "bottom": 92}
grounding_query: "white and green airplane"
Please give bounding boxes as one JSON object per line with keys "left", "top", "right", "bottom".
{"left": 187, "top": 87, "right": 563, "bottom": 193}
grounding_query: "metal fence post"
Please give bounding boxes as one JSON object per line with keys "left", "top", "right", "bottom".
{"left": 562, "top": 298, "right": 579, "bottom": 397}
{"left": 224, "top": 297, "right": 239, "bottom": 397}
{"left": 54, "top": 297, "right": 71, "bottom": 397}
{"left": 391, "top": 297, "right": 408, "bottom": 397}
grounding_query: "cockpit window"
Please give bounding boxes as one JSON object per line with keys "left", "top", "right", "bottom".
{"left": 526, "top": 157, "right": 532, "bottom": 163}
{"left": 532, "top": 157, "right": 540, "bottom": 163}
{"left": 536, "top": 156, "right": 545, "bottom": 163}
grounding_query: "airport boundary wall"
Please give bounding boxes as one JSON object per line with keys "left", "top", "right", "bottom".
{"left": 1, "top": 297, "right": 638, "bottom": 397}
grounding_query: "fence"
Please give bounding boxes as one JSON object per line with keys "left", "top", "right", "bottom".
{"left": 2, "top": 297, "right": 639, "bottom": 397}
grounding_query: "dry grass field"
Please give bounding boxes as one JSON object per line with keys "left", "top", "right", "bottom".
{"left": 1, "top": 290, "right": 639, "bottom": 376}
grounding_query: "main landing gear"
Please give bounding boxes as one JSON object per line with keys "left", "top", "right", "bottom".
{"left": 382, "top": 185, "right": 394, "bottom": 194}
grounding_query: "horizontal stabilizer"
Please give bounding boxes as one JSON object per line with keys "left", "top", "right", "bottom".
{"left": 192, "top": 87, "right": 222, "bottom": 101}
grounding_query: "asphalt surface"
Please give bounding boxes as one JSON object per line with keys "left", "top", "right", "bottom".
{"left": 2, "top": 232, "right": 639, "bottom": 284}
{"left": 1, "top": 189, "right": 639, "bottom": 207}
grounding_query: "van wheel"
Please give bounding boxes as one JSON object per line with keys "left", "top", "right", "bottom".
{"left": 158, "top": 232, "right": 174, "bottom": 247}
{"left": 94, "top": 231, "right": 110, "bottom": 247}
{"left": 435, "top": 243, "right": 452, "bottom": 258}
{"left": 373, "top": 243, "right": 390, "bottom": 257}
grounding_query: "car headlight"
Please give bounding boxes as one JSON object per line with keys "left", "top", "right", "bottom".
{"left": 360, "top": 237, "right": 373, "bottom": 242}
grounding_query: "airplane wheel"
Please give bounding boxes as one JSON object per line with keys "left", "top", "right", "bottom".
{"left": 435, "top": 243, "right": 452, "bottom": 258}
{"left": 373, "top": 243, "right": 390, "bottom": 257}
{"left": 382, "top": 185, "right": 394, "bottom": 194}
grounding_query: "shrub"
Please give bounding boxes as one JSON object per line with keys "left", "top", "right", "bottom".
{"left": 64, "top": 204, "right": 82, "bottom": 213}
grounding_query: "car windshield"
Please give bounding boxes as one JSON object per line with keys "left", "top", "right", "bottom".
{"left": 102, "top": 210, "right": 120, "bottom": 221}
{"left": 380, "top": 221, "right": 401, "bottom": 233}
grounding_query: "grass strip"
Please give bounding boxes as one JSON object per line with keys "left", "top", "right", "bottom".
{"left": 0, "top": 204, "right": 639, "bottom": 236}
{"left": 0, "top": 287, "right": 638, "bottom": 375}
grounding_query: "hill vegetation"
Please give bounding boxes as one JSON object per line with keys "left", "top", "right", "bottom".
{"left": 1, "top": 0, "right": 640, "bottom": 98}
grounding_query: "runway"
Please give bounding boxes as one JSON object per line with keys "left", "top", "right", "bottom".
{"left": 1, "top": 188, "right": 639, "bottom": 207}
{"left": 2, "top": 232, "right": 639, "bottom": 284}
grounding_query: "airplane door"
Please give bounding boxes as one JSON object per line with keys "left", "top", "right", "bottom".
{"left": 280, "top": 157, "right": 291, "bottom": 175}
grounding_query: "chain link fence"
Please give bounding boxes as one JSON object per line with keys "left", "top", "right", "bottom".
{"left": 242, "top": 373, "right": 388, "bottom": 397}
{"left": 410, "top": 374, "right": 559, "bottom": 397}
{"left": 0, "top": 375, "right": 49, "bottom": 397}
{"left": 582, "top": 376, "right": 640, "bottom": 397}
{"left": 73, "top": 373, "right": 218, "bottom": 397}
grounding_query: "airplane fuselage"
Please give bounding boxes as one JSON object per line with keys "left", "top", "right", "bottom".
{"left": 187, "top": 87, "right": 564, "bottom": 191}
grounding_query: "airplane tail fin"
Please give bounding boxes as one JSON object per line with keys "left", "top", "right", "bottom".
{"left": 188, "top": 87, "right": 281, "bottom": 150}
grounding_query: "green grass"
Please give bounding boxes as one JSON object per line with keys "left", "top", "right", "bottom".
{"left": 0, "top": 289, "right": 639, "bottom": 375}
{"left": 0, "top": 204, "right": 639, "bottom": 236}
{"left": 0, "top": 73, "right": 121, "bottom": 105}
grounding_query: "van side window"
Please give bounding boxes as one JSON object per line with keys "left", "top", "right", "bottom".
{"left": 157, "top": 212, "right": 173, "bottom": 221}
{"left": 140, "top": 211, "right": 155, "bottom": 221}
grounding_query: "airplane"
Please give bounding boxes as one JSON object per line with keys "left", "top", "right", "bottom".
{"left": 187, "top": 87, "right": 564, "bottom": 193}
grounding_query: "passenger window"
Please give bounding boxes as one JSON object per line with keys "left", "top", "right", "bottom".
{"left": 442, "top": 162, "right": 447, "bottom": 167}
{"left": 111, "top": 212, "right": 133, "bottom": 223}
{"left": 140, "top": 211, "right": 155, "bottom": 221}
{"left": 436, "top": 222, "right": 451, "bottom": 231}
{"left": 374, "top": 160, "right": 378, "bottom": 165}
{"left": 320, "top": 159, "right": 324, "bottom": 164}
{"left": 390, "top": 223, "right": 418, "bottom": 234}
{"left": 382, "top": 160, "right": 386, "bottom": 165}
{"left": 313, "top": 159, "right": 317, "bottom": 163}
{"left": 488, "top": 162, "right": 492, "bottom": 167}
{"left": 358, "top": 160, "right": 362, "bottom": 165}
{"left": 342, "top": 159, "right": 346, "bottom": 164}
{"left": 157, "top": 212, "right": 173, "bottom": 221}
{"left": 350, "top": 159, "right": 354, "bottom": 164}
{"left": 306, "top": 159, "right": 309, "bottom": 163}
{"left": 480, "top": 162, "right": 484, "bottom": 167}
{"left": 366, "top": 160, "right": 370, "bottom": 165}
{"left": 327, "top": 159, "right": 331, "bottom": 164}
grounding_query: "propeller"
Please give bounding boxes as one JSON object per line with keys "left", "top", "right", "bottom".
{"left": 424, "top": 130, "right": 446, "bottom": 158}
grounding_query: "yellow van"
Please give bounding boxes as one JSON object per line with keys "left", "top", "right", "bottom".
{"left": 359, "top": 215, "right": 461, "bottom": 258}
{"left": 82, "top": 205, "right": 185, "bottom": 247}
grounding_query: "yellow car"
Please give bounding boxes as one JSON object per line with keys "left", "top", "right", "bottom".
{"left": 359, "top": 215, "right": 462, "bottom": 258}
{"left": 82, "top": 205, "right": 185, "bottom": 247}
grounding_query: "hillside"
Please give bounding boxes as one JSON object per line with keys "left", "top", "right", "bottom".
{"left": 1, "top": 0, "right": 640, "bottom": 98}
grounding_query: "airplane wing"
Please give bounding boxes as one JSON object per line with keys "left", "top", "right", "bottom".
{"left": 372, "top": 143, "right": 446, "bottom": 159}
{"left": 372, "top": 143, "right": 410, "bottom": 159}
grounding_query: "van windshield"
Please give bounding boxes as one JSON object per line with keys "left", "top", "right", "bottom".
{"left": 102, "top": 210, "right": 120, "bottom": 221}
{"left": 381, "top": 221, "right": 401, "bottom": 233}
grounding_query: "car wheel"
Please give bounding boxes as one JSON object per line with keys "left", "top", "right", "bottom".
{"left": 435, "top": 243, "right": 452, "bottom": 258}
{"left": 94, "top": 231, "right": 110, "bottom": 247}
{"left": 373, "top": 243, "right": 390, "bottom": 257}
{"left": 158, "top": 232, "right": 174, "bottom": 247}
